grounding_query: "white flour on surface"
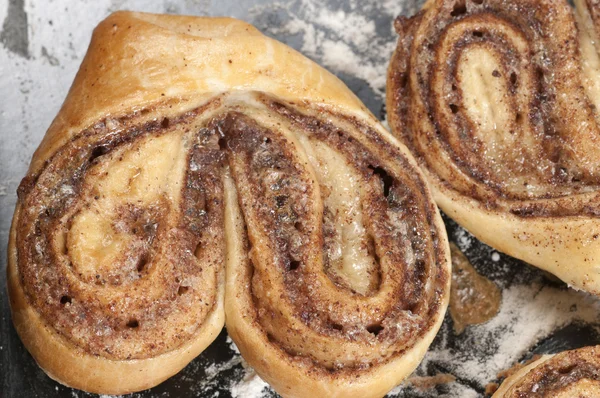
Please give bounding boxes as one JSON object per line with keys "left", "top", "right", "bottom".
{"left": 412, "top": 285, "right": 600, "bottom": 394}
{"left": 454, "top": 226, "right": 475, "bottom": 251}
{"left": 226, "top": 336, "right": 240, "bottom": 354}
{"left": 230, "top": 370, "right": 270, "bottom": 398}
{"left": 248, "top": 0, "right": 424, "bottom": 102}
{"left": 388, "top": 380, "right": 481, "bottom": 398}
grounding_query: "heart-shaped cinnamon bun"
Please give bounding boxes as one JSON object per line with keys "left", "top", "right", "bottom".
{"left": 8, "top": 12, "right": 451, "bottom": 397}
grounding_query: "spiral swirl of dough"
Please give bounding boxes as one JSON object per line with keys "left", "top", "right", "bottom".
{"left": 493, "top": 346, "right": 600, "bottom": 397}
{"left": 9, "top": 12, "right": 451, "bottom": 397}
{"left": 387, "top": 0, "right": 600, "bottom": 293}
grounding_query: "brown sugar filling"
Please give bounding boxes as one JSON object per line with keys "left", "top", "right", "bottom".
{"left": 449, "top": 243, "right": 501, "bottom": 335}
{"left": 388, "top": 0, "right": 600, "bottom": 217}
{"left": 502, "top": 347, "right": 600, "bottom": 397}
{"left": 16, "top": 93, "right": 448, "bottom": 369}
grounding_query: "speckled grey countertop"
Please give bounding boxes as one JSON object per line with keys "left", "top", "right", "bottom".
{"left": 2, "top": 1, "right": 600, "bottom": 397}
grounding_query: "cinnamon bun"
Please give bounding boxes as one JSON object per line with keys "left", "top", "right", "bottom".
{"left": 8, "top": 12, "right": 451, "bottom": 396}
{"left": 493, "top": 346, "right": 600, "bottom": 397}
{"left": 387, "top": 0, "right": 600, "bottom": 294}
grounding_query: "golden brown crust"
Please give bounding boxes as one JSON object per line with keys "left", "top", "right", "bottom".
{"left": 8, "top": 98, "right": 228, "bottom": 393}
{"left": 29, "top": 11, "right": 370, "bottom": 176}
{"left": 493, "top": 347, "right": 600, "bottom": 397}
{"left": 9, "top": 12, "right": 451, "bottom": 396}
{"left": 8, "top": 206, "right": 225, "bottom": 393}
{"left": 386, "top": 0, "right": 600, "bottom": 294}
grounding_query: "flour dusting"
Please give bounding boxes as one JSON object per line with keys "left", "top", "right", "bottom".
{"left": 248, "top": 0, "right": 425, "bottom": 103}
{"left": 230, "top": 370, "right": 270, "bottom": 398}
{"left": 405, "top": 284, "right": 600, "bottom": 395}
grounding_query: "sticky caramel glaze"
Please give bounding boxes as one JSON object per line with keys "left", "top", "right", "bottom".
{"left": 388, "top": 0, "right": 600, "bottom": 217}
{"left": 449, "top": 243, "right": 501, "bottom": 335}
{"left": 493, "top": 346, "right": 600, "bottom": 397}
{"left": 15, "top": 92, "right": 449, "bottom": 374}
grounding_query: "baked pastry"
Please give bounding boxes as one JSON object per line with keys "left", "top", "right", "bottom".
{"left": 8, "top": 12, "right": 451, "bottom": 396}
{"left": 493, "top": 346, "right": 600, "bottom": 397}
{"left": 387, "top": 0, "right": 600, "bottom": 294}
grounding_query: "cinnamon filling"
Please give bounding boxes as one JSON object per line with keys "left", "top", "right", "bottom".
{"left": 16, "top": 93, "right": 448, "bottom": 369}
{"left": 505, "top": 347, "right": 600, "bottom": 396}
{"left": 389, "top": 0, "right": 600, "bottom": 217}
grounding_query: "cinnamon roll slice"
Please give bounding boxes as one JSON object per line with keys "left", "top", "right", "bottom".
{"left": 387, "top": 0, "right": 600, "bottom": 294}
{"left": 8, "top": 12, "right": 451, "bottom": 396}
{"left": 493, "top": 346, "right": 600, "bottom": 397}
